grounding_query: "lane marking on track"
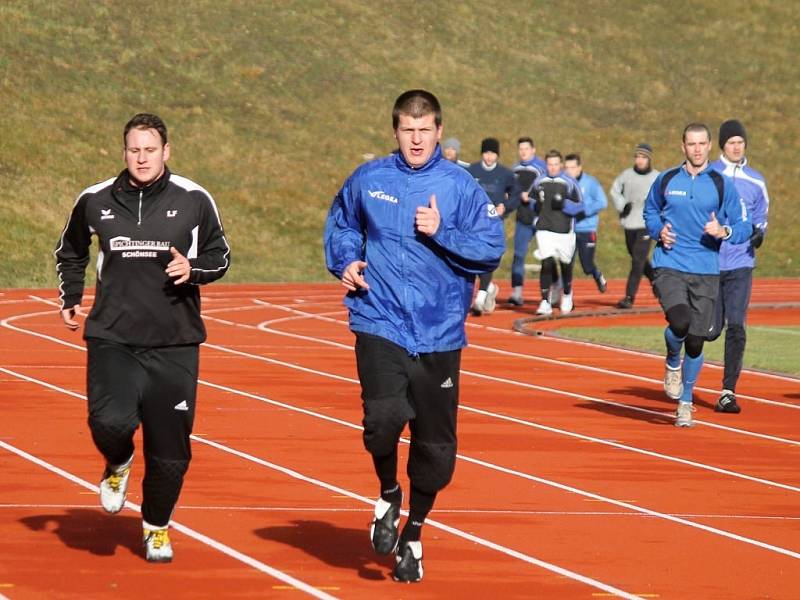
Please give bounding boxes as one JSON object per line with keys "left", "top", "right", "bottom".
{"left": 0, "top": 370, "right": 640, "bottom": 599}
{"left": 2, "top": 503, "right": 799, "bottom": 521}
{"left": 0, "top": 439, "right": 337, "bottom": 600}
{"left": 3, "top": 365, "right": 800, "bottom": 566}
{"left": 249, "top": 298, "right": 800, "bottom": 407}
{"left": 4, "top": 314, "right": 800, "bottom": 490}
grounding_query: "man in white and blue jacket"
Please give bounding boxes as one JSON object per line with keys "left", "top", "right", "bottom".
{"left": 644, "top": 122, "right": 751, "bottom": 428}
{"left": 707, "top": 119, "right": 770, "bottom": 414}
{"left": 565, "top": 153, "right": 608, "bottom": 293}
{"left": 324, "top": 90, "right": 505, "bottom": 582}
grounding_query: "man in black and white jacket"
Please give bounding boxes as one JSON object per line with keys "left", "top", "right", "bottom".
{"left": 55, "top": 113, "right": 230, "bottom": 562}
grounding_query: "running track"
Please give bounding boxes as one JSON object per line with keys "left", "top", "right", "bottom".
{"left": 1, "top": 279, "right": 798, "bottom": 599}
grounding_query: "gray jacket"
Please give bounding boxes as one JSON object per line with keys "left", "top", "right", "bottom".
{"left": 609, "top": 167, "right": 659, "bottom": 230}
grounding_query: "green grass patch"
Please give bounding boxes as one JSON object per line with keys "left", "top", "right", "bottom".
{"left": 2, "top": 1, "right": 799, "bottom": 288}
{"left": 556, "top": 325, "right": 800, "bottom": 376}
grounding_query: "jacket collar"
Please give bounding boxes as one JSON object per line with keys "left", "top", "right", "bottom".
{"left": 115, "top": 166, "right": 171, "bottom": 198}
{"left": 393, "top": 145, "right": 443, "bottom": 173}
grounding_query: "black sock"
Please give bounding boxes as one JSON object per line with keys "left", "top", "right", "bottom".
{"left": 372, "top": 450, "right": 401, "bottom": 503}
{"left": 400, "top": 485, "right": 437, "bottom": 542}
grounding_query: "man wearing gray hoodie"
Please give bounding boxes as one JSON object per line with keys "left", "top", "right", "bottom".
{"left": 609, "top": 143, "right": 659, "bottom": 308}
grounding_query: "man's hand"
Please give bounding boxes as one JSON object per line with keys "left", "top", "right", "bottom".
{"left": 342, "top": 260, "right": 369, "bottom": 292}
{"left": 60, "top": 305, "right": 81, "bottom": 331}
{"left": 620, "top": 202, "right": 633, "bottom": 219}
{"left": 704, "top": 212, "right": 729, "bottom": 239}
{"left": 520, "top": 191, "right": 530, "bottom": 204}
{"left": 660, "top": 222, "right": 677, "bottom": 249}
{"left": 166, "top": 246, "right": 191, "bottom": 285}
{"left": 415, "top": 194, "right": 441, "bottom": 236}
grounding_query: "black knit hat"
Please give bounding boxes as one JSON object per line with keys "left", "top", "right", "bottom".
{"left": 480, "top": 137, "right": 500, "bottom": 155}
{"left": 719, "top": 120, "right": 747, "bottom": 148}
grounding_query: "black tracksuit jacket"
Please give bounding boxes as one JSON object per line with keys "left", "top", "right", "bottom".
{"left": 55, "top": 168, "right": 230, "bottom": 347}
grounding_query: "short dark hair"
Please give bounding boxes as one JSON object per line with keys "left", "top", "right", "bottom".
{"left": 392, "top": 90, "right": 442, "bottom": 129}
{"left": 545, "top": 149, "right": 562, "bottom": 161}
{"left": 564, "top": 153, "right": 581, "bottom": 164}
{"left": 518, "top": 136, "right": 535, "bottom": 146}
{"left": 682, "top": 122, "right": 710, "bottom": 143}
{"left": 124, "top": 113, "right": 168, "bottom": 146}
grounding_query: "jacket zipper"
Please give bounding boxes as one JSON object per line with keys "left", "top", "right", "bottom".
{"left": 138, "top": 189, "right": 143, "bottom": 226}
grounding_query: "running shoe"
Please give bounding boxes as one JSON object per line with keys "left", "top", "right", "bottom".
{"left": 595, "top": 273, "right": 608, "bottom": 293}
{"left": 675, "top": 402, "right": 694, "bottom": 428}
{"left": 536, "top": 299, "right": 553, "bottom": 316}
{"left": 483, "top": 282, "right": 499, "bottom": 314}
{"left": 664, "top": 364, "right": 683, "bottom": 400}
{"left": 143, "top": 527, "right": 173, "bottom": 563}
{"left": 393, "top": 540, "right": 423, "bottom": 583}
{"left": 370, "top": 496, "right": 401, "bottom": 555}
{"left": 715, "top": 390, "right": 741, "bottom": 414}
{"left": 559, "top": 292, "right": 573, "bottom": 314}
{"left": 616, "top": 296, "right": 634, "bottom": 309}
{"left": 99, "top": 454, "right": 133, "bottom": 514}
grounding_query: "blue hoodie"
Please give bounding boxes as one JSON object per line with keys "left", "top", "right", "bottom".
{"left": 324, "top": 146, "right": 505, "bottom": 354}
{"left": 644, "top": 162, "right": 750, "bottom": 275}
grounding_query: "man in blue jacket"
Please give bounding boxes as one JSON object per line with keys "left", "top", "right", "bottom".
{"left": 644, "top": 123, "right": 751, "bottom": 428}
{"left": 564, "top": 153, "right": 608, "bottom": 294}
{"left": 324, "top": 90, "right": 505, "bottom": 582}
{"left": 707, "top": 120, "right": 770, "bottom": 414}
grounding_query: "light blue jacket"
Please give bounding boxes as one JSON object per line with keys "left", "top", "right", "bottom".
{"left": 324, "top": 146, "right": 505, "bottom": 354}
{"left": 710, "top": 156, "right": 769, "bottom": 271}
{"left": 574, "top": 172, "right": 607, "bottom": 233}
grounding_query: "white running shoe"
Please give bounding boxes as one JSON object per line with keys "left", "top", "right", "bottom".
{"left": 143, "top": 526, "right": 173, "bottom": 562}
{"left": 664, "top": 364, "right": 683, "bottom": 400}
{"left": 559, "top": 292, "right": 573, "bottom": 314}
{"left": 675, "top": 402, "right": 694, "bottom": 428}
{"left": 99, "top": 454, "right": 133, "bottom": 514}
{"left": 536, "top": 299, "right": 553, "bottom": 316}
{"left": 484, "top": 282, "right": 499, "bottom": 314}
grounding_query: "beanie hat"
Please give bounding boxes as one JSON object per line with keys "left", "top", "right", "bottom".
{"left": 443, "top": 137, "right": 461, "bottom": 153}
{"left": 634, "top": 143, "right": 653, "bottom": 158}
{"left": 719, "top": 119, "right": 747, "bottom": 148}
{"left": 481, "top": 137, "right": 500, "bottom": 155}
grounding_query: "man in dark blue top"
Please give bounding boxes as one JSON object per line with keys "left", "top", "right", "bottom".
{"left": 466, "top": 138, "right": 520, "bottom": 315}
{"left": 644, "top": 123, "right": 750, "bottom": 428}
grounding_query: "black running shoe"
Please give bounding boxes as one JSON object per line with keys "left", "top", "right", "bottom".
{"left": 616, "top": 296, "right": 633, "bottom": 309}
{"left": 393, "top": 540, "right": 423, "bottom": 583}
{"left": 715, "top": 391, "right": 741, "bottom": 414}
{"left": 370, "top": 496, "right": 401, "bottom": 555}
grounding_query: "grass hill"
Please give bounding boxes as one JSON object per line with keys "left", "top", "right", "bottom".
{"left": 1, "top": 1, "right": 798, "bottom": 288}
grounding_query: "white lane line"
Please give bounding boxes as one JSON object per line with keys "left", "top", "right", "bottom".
{"left": 5, "top": 312, "right": 800, "bottom": 471}
{"left": 193, "top": 436, "right": 642, "bottom": 599}
{"left": 0, "top": 439, "right": 336, "bottom": 600}
{"left": 0, "top": 369, "right": 640, "bottom": 599}
{"left": 9, "top": 366, "right": 800, "bottom": 564}
{"left": 249, "top": 299, "right": 800, "bottom": 408}
{"left": 2, "top": 504, "right": 798, "bottom": 521}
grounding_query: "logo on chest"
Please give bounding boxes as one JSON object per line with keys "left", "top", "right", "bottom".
{"left": 100, "top": 208, "right": 115, "bottom": 220}
{"left": 368, "top": 190, "right": 399, "bottom": 204}
{"left": 167, "top": 210, "right": 178, "bottom": 218}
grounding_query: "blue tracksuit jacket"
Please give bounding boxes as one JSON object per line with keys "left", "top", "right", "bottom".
{"left": 574, "top": 172, "right": 608, "bottom": 233}
{"left": 710, "top": 156, "right": 770, "bottom": 271}
{"left": 324, "top": 146, "right": 506, "bottom": 354}
{"left": 644, "top": 162, "right": 750, "bottom": 275}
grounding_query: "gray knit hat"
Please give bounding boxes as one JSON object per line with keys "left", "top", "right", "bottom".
{"left": 443, "top": 137, "right": 461, "bottom": 153}
{"left": 634, "top": 143, "right": 653, "bottom": 158}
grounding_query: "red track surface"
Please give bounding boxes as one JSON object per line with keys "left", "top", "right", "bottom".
{"left": 1, "top": 279, "right": 798, "bottom": 599}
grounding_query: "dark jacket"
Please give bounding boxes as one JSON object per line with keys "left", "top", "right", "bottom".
{"left": 55, "top": 168, "right": 230, "bottom": 346}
